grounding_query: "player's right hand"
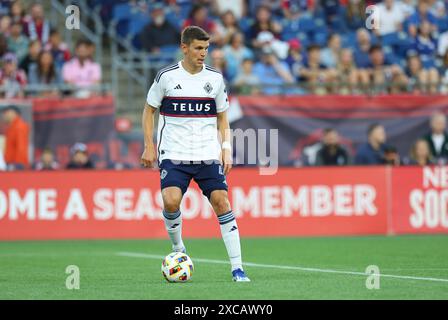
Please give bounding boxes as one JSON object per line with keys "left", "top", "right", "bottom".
{"left": 140, "top": 146, "right": 156, "bottom": 168}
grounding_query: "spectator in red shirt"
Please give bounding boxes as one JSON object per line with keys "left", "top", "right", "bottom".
{"left": 1, "top": 105, "right": 29, "bottom": 169}
{"left": 0, "top": 53, "right": 27, "bottom": 98}
{"left": 23, "top": 2, "right": 51, "bottom": 44}
{"left": 183, "top": 4, "right": 222, "bottom": 45}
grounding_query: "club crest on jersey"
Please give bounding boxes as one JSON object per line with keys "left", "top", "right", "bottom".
{"left": 204, "top": 82, "right": 213, "bottom": 94}
{"left": 161, "top": 169, "right": 168, "bottom": 179}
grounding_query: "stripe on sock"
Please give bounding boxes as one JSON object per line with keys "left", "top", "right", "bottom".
{"left": 218, "top": 211, "right": 235, "bottom": 224}
{"left": 163, "top": 210, "right": 181, "bottom": 220}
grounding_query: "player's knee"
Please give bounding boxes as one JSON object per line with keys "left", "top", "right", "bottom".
{"left": 211, "top": 193, "right": 231, "bottom": 215}
{"left": 162, "top": 190, "right": 182, "bottom": 213}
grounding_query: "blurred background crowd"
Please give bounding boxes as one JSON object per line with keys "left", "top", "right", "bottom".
{"left": 0, "top": 0, "right": 448, "bottom": 171}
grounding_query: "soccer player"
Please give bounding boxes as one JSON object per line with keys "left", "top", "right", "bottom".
{"left": 141, "top": 26, "right": 250, "bottom": 282}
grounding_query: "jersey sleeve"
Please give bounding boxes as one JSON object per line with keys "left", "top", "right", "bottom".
{"left": 216, "top": 76, "right": 230, "bottom": 113}
{"left": 146, "top": 77, "right": 165, "bottom": 108}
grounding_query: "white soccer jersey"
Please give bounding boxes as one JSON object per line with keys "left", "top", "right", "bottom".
{"left": 146, "top": 61, "right": 230, "bottom": 162}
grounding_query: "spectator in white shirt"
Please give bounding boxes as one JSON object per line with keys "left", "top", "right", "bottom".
{"left": 376, "top": 0, "right": 405, "bottom": 36}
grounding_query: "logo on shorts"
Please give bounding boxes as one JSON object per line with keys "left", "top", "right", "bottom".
{"left": 218, "top": 166, "right": 224, "bottom": 175}
{"left": 204, "top": 82, "right": 213, "bottom": 94}
{"left": 161, "top": 169, "right": 168, "bottom": 179}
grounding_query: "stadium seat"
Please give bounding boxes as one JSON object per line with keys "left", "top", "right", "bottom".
{"left": 127, "top": 12, "right": 150, "bottom": 40}
{"left": 380, "top": 32, "right": 400, "bottom": 47}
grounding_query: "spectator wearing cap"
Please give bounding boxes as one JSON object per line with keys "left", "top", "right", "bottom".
{"left": 252, "top": 48, "right": 294, "bottom": 95}
{"left": 7, "top": 21, "right": 29, "bottom": 65}
{"left": 33, "top": 147, "right": 59, "bottom": 170}
{"left": 23, "top": 2, "right": 51, "bottom": 44}
{"left": 285, "top": 38, "right": 303, "bottom": 81}
{"left": 66, "top": 143, "right": 95, "bottom": 169}
{"left": 355, "top": 123, "right": 387, "bottom": 165}
{"left": 139, "top": 4, "right": 180, "bottom": 54}
{"left": 223, "top": 32, "right": 253, "bottom": 81}
{"left": 1, "top": 105, "right": 29, "bottom": 169}
{"left": 62, "top": 39, "right": 101, "bottom": 93}
{"left": 0, "top": 53, "right": 27, "bottom": 98}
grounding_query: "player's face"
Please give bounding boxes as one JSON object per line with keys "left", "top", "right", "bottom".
{"left": 183, "top": 39, "right": 209, "bottom": 68}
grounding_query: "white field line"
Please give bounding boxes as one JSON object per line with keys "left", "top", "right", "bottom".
{"left": 116, "top": 251, "right": 448, "bottom": 284}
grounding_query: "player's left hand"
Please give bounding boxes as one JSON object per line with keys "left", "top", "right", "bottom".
{"left": 221, "top": 149, "right": 233, "bottom": 175}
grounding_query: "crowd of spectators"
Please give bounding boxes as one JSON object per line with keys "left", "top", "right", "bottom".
{"left": 1, "top": 0, "right": 448, "bottom": 171}
{"left": 298, "top": 111, "right": 448, "bottom": 167}
{"left": 0, "top": 1, "right": 102, "bottom": 98}
{"left": 105, "top": 0, "right": 448, "bottom": 95}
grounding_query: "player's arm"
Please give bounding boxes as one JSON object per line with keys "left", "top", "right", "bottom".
{"left": 217, "top": 110, "right": 232, "bottom": 175}
{"left": 141, "top": 103, "right": 157, "bottom": 168}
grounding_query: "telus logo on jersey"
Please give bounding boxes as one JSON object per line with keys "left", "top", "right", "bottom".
{"left": 172, "top": 102, "right": 211, "bottom": 112}
{"left": 160, "top": 97, "right": 217, "bottom": 117}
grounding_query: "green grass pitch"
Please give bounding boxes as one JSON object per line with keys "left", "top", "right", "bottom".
{"left": 1, "top": 235, "right": 448, "bottom": 299}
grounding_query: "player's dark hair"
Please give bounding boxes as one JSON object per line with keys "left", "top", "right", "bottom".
{"left": 181, "top": 26, "right": 210, "bottom": 45}
{"left": 367, "top": 123, "right": 382, "bottom": 137}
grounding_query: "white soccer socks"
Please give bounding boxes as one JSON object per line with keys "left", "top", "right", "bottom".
{"left": 218, "top": 211, "right": 243, "bottom": 272}
{"left": 163, "top": 210, "right": 185, "bottom": 252}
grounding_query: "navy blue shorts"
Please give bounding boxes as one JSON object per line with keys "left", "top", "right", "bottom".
{"left": 159, "top": 159, "right": 228, "bottom": 199}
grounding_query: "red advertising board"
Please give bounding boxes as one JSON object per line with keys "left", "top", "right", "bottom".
{"left": 0, "top": 167, "right": 389, "bottom": 240}
{"left": 391, "top": 166, "right": 448, "bottom": 234}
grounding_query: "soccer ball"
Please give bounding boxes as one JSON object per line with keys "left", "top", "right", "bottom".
{"left": 161, "top": 252, "right": 194, "bottom": 283}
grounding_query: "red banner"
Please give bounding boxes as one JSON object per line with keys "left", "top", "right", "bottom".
{"left": 391, "top": 166, "right": 448, "bottom": 234}
{"left": 0, "top": 167, "right": 390, "bottom": 240}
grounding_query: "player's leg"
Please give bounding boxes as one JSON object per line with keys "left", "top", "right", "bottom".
{"left": 195, "top": 162, "right": 250, "bottom": 281}
{"left": 161, "top": 186, "right": 185, "bottom": 252}
{"left": 159, "top": 160, "right": 192, "bottom": 253}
